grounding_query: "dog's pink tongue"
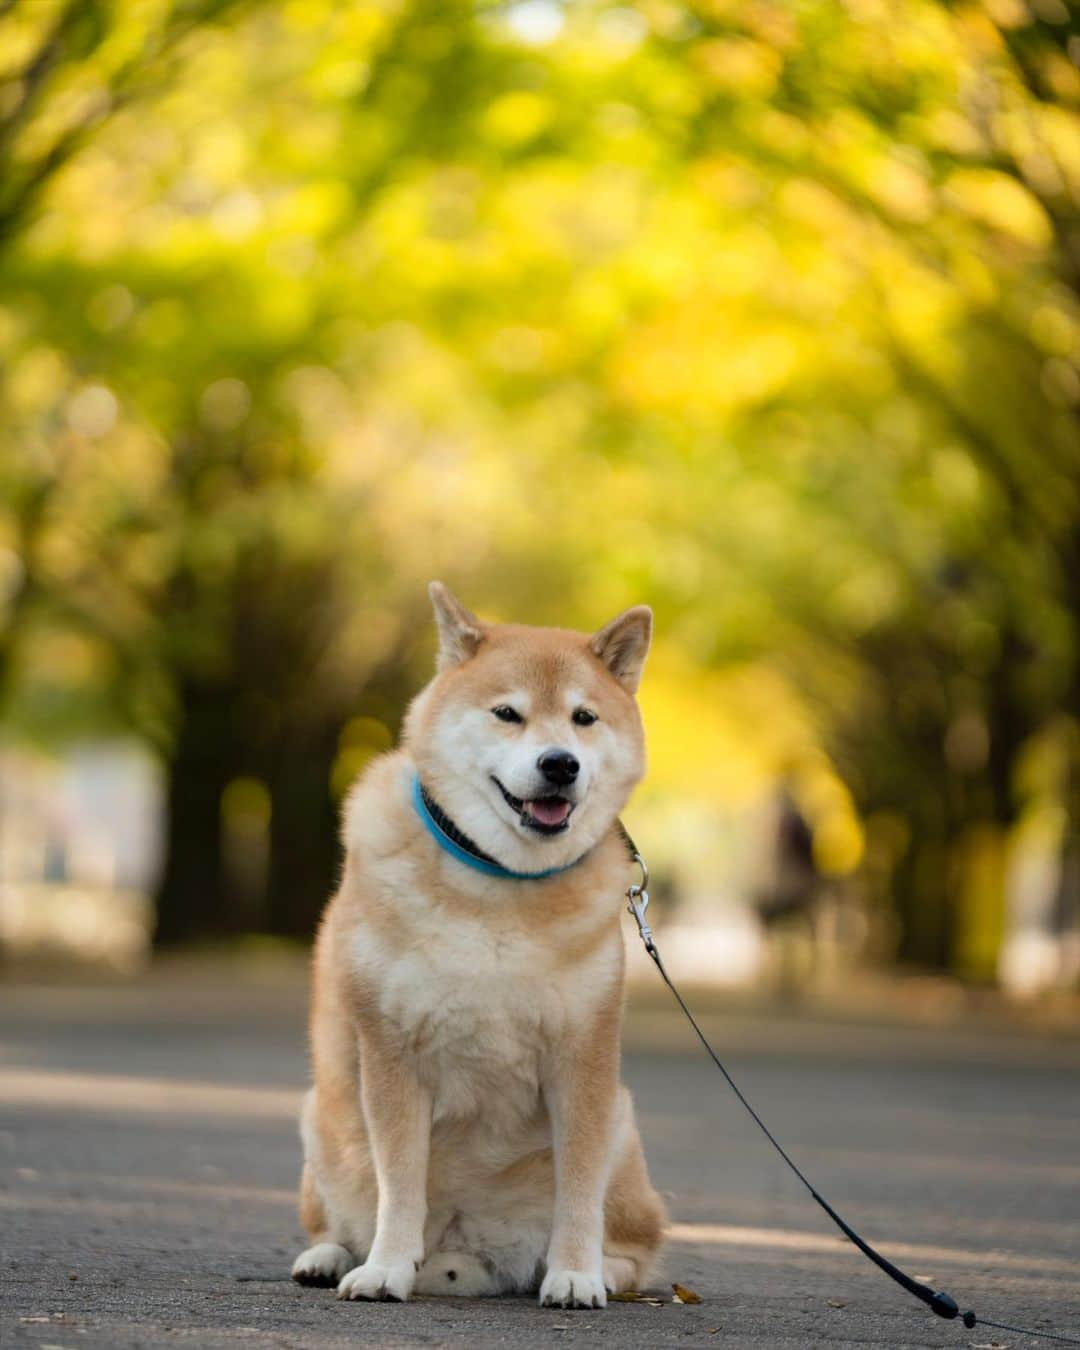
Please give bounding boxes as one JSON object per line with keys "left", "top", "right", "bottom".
{"left": 528, "top": 798, "right": 571, "bottom": 827}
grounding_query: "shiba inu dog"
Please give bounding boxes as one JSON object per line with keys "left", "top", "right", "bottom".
{"left": 290, "top": 583, "right": 666, "bottom": 1309}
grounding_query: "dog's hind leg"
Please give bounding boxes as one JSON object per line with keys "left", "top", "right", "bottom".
{"left": 291, "top": 1087, "right": 372, "bottom": 1288}
{"left": 601, "top": 1093, "right": 667, "bottom": 1291}
{"left": 292, "top": 943, "right": 378, "bottom": 1288}
{"left": 291, "top": 1158, "right": 357, "bottom": 1287}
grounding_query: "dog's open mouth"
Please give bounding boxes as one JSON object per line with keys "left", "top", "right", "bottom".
{"left": 492, "top": 777, "right": 575, "bottom": 835}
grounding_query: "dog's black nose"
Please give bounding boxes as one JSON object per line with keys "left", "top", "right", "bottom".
{"left": 538, "top": 749, "right": 580, "bottom": 786}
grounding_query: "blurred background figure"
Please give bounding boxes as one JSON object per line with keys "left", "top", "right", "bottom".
{"left": 0, "top": 0, "right": 1077, "bottom": 1015}
{"left": 0, "top": 742, "right": 160, "bottom": 971}
{"left": 752, "top": 780, "right": 821, "bottom": 995}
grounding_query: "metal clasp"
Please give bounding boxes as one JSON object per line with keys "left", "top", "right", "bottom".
{"left": 626, "top": 851, "right": 655, "bottom": 952}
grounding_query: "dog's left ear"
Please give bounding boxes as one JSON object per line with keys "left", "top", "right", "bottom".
{"left": 589, "top": 605, "right": 652, "bottom": 693}
{"left": 429, "top": 581, "right": 485, "bottom": 671}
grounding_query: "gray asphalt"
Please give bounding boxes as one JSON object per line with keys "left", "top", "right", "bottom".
{"left": 2, "top": 967, "right": 1079, "bottom": 1349}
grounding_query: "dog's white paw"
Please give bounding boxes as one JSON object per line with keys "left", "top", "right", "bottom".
{"left": 415, "top": 1250, "right": 498, "bottom": 1297}
{"left": 337, "top": 1258, "right": 415, "bottom": 1302}
{"left": 291, "top": 1242, "right": 355, "bottom": 1287}
{"left": 539, "top": 1268, "right": 608, "bottom": 1309}
{"left": 603, "top": 1255, "right": 637, "bottom": 1294}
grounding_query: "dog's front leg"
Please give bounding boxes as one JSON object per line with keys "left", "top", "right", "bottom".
{"left": 539, "top": 1013, "right": 619, "bottom": 1309}
{"left": 337, "top": 1023, "right": 431, "bottom": 1303}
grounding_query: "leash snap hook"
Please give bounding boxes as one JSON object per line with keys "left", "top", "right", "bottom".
{"left": 626, "top": 852, "right": 656, "bottom": 954}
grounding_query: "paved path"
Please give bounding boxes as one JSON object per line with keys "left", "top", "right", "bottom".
{"left": 2, "top": 969, "right": 1078, "bottom": 1348}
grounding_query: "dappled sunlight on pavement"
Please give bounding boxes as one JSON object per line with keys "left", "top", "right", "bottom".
{"left": 0, "top": 1068, "right": 302, "bottom": 1120}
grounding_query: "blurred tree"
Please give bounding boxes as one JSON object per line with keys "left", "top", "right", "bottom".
{"left": 0, "top": 0, "right": 1076, "bottom": 971}
{"left": 0, "top": 0, "right": 254, "bottom": 247}
{"left": 0, "top": 0, "right": 249, "bottom": 704}
{"left": 581, "top": 0, "right": 1079, "bottom": 973}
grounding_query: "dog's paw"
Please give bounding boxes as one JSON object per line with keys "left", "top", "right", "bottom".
{"left": 337, "top": 1259, "right": 415, "bottom": 1302}
{"left": 415, "top": 1250, "right": 498, "bottom": 1297}
{"left": 539, "top": 1268, "right": 608, "bottom": 1309}
{"left": 602, "top": 1255, "right": 637, "bottom": 1294}
{"left": 291, "top": 1242, "right": 355, "bottom": 1287}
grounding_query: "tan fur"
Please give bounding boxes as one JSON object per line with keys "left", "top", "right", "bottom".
{"left": 291, "top": 588, "right": 666, "bottom": 1307}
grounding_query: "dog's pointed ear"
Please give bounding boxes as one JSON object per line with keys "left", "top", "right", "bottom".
{"left": 429, "top": 581, "right": 484, "bottom": 671}
{"left": 589, "top": 605, "right": 652, "bottom": 693}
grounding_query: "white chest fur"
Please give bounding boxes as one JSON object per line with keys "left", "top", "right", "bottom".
{"left": 350, "top": 869, "right": 615, "bottom": 1131}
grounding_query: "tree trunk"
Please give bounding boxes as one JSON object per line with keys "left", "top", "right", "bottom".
{"left": 892, "top": 832, "right": 954, "bottom": 969}
{"left": 154, "top": 678, "right": 241, "bottom": 946}
{"left": 263, "top": 720, "right": 342, "bottom": 940}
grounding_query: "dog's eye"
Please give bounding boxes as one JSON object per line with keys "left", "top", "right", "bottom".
{"left": 492, "top": 705, "right": 523, "bottom": 724}
{"left": 572, "top": 708, "right": 598, "bottom": 727}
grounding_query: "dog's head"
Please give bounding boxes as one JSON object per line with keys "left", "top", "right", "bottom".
{"left": 404, "top": 582, "right": 651, "bottom": 874}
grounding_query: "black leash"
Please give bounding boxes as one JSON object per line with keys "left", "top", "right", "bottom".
{"left": 616, "top": 828, "right": 1080, "bottom": 1347}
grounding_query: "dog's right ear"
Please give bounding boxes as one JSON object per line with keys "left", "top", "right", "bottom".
{"left": 429, "top": 581, "right": 484, "bottom": 671}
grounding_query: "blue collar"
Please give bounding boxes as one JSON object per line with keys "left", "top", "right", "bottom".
{"left": 411, "top": 775, "right": 588, "bottom": 881}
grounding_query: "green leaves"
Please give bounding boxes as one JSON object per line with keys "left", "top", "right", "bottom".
{"left": 0, "top": 0, "right": 1076, "bottom": 963}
